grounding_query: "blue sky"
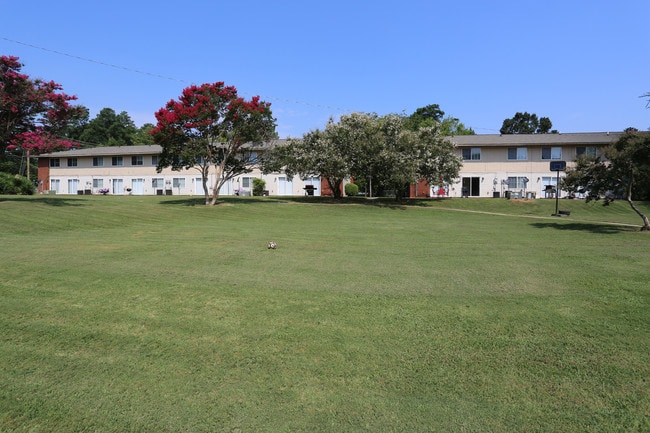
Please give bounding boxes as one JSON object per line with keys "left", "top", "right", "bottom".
{"left": 2, "top": 0, "right": 648, "bottom": 137}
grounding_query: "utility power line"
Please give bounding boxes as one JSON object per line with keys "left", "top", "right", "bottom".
{"left": 2, "top": 36, "right": 499, "bottom": 132}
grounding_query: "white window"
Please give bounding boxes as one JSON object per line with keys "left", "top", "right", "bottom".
{"left": 50, "top": 159, "right": 60, "bottom": 167}
{"left": 507, "top": 147, "right": 527, "bottom": 160}
{"left": 462, "top": 148, "right": 481, "bottom": 161}
{"left": 172, "top": 178, "right": 185, "bottom": 189}
{"left": 67, "top": 158, "right": 77, "bottom": 167}
{"left": 152, "top": 178, "right": 164, "bottom": 189}
{"left": 542, "top": 147, "right": 562, "bottom": 160}
{"left": 93, "top": 179, "right": 104, "bottom": 188}
{"left": 131, "top": 155, "right": 143, "bottom": 166}
{"left": 151, "top": 155, "right": 158, "bottom": 166}
{"left": 112, "top": 156, "right": 124, "bottom": 166}
{"left": 576, "top": 146, "right": 597, "bottom": 157}
{"left": 507, "top": 176, "right": 530, "bottom": 189}
{"left": 93, "top": 157, "right": 104, "bottom": 167}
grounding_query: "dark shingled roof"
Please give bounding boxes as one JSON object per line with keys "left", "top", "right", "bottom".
{"left": 39, "top": 140, "right": 288, "bottom": 157}
{"left": 448, "top": 132, "right": 623, "bottom": 147}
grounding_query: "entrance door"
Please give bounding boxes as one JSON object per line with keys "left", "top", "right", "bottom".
{"left": 278, "top": 177, "right": 293, "bottom": 195}
{"left": 195, "top": 178, "right": 207, "bottom": 195}
{"left": 68, "top": 179, "right": 79, "bottom": 195}
{"left": 461, "top": 177, "right": 481, "bottom": 197}
{"left": 50, "top": 179, "right": 61, "bottom": 193}
{"left": 219, "top": 178, "right": 232, "bottom": 196}
{"left": 112, "top": 179, "right": 124, "bottom": 194}
{"left": 132, "top": 178, "right": 144, "bottom": 195}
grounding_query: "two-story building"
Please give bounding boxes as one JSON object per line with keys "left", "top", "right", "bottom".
{"left": 37, "top": 140, "right": 322, "bottom": 197}
{"left": 412, "top": 131, "right": 622, "bottom": 199}
{"left": 37, "top": 132, "right": 622, "bottom": 198}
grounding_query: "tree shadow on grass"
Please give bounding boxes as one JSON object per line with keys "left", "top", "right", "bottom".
{"left": 158, "top": 197, "right": 292, "bottom": 206}
{"left": 0, "top": 195, "right": 87, "bottom": 206}
{"left": 158, "top": 196, "right": 413, "bottom": 208}
{"left": 529, "top": 221, "right": 637, "bottom": 234}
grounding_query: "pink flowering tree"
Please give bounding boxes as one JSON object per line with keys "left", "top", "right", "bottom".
{"left": 150, "top": 82, "right": 276, "bottom": 205}
{"left": 1, "top": 55, "right": 85, "bottom": 174}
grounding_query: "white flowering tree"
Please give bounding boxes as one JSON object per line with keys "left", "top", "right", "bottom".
{"left": 263, "top": 112, "right": 461, "bottom": 199}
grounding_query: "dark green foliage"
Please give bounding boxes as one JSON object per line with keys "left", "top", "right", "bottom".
{"left": 404, "top": 104, "right": 445, "bottom": 130}
{"left": 252, "top": 177, "right": 266, "bottom": 196}
{"left": 563, "top": 127, "right": 650, "bottom": 230}
{"left": 76, "top": 108, "right": 138, "bottom": 146}
{"left": 405, "top": 104, "right": 475, "bottom": 135}
{"left": 344, "top": 182, "right": 359, "bottom": 197}
{"left": 500, "top": 112, "right": 557, "bottom": 134}
{"left": 0, "top": 172, "right": 34, "bottom": 194}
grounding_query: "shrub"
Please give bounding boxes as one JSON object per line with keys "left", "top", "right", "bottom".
{"left": 252, "top": 178, "right": 266, "bottom": 196}
{"left": 345, "top": 182, "right": 359, "bottom": 197}
{"left": 0, "top": 172, "right": 35, "bottom": 195}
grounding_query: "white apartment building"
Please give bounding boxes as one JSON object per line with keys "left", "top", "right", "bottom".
{"left": 37, "top": 132, "right": 623, "bottom": 198}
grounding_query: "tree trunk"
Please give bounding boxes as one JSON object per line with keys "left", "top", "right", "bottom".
{"left": 626, "top": 178, "right": 650, "bottom": 231}
{"left": 627, "top": 198, "right": 650, "bottom": 231}
{"left": 202, "top": 176, "right": 210, "bottom": 205}
{"left": 209, "top": 162, "right": 225, "bottom": 206}
{"left": 327, "top": 178, "right": 343, "bottom": 198}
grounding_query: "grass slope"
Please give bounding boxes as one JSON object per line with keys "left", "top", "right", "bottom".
{"left": 0, "top": 195, "right": 648, "bottom": 432}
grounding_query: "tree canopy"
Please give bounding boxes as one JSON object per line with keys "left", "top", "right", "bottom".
{"left": 404, "top": 104, "right": 475, "bottom": 136}
{"left": 263, "top": 112, "right": 462, "bottom": 199}
{"left": 76, "top": 108, "right": 137, "bottom": 146}
{"left": 500, "top": 112, "right": 556, "bottom": 134}
{"left": 150, "top": 82, "right": 276, "bottom": 205}
{"left": 1, "top": 55, "right": 85, "bottom": 174}
{"left": 562, "top": 127, "right": 650, "bottom": 231}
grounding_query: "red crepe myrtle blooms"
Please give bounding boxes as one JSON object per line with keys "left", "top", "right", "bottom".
{"left": 10, "top": 130, "right": 74, "bottom": 154}
{"left": 1, "top": 55, "right": 82, "bottom": 155}
{"left": 150, "top": 81, "right": 276, "bottom": 205}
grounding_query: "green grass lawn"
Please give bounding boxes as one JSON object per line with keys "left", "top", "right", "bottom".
{"left": 0, "top": 195, "right": 648, "bottom": 432}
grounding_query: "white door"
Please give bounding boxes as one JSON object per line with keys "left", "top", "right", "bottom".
{"left": 195, "top": 178, "right": 208, "bottom": 195}
{"left": 112, "top": 179, "right": 124, "bottom": 194}
{"left": 219, "top": 179, "right": 233, "bottom": 196}
{"left": 50, "top": 179, "right": 60, "bottom": 193}
{"left": 132, "top": 178, "right": 144, "bottom": 195}
{"left": 278, "top": 177, "right": 293, "bottom": 195}
{"left": 68, "top": 179, "right": 79, "bottom": 195}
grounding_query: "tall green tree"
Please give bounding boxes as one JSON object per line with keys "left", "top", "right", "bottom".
{"left": 405, "top": 104, "right": 474, "bottom": 136}
{"left": 404, "top": 104, "right": 445, "bottom": 130}
{"left": 439, "top": 116, "right": 475, "bottom": 136}
{"left": 133, "top": 123, "right": 155, "bottom": 145}
{"left": 500, "top": 112, "right": 556, "bottom": 134}
{"left": 151, "top": 82, "right": 276, "bottom": 205}
{"left": 77, "top": 108, "right": 138, "bottom": 146}
{"left": 562, "top": 127, "right": 650, "bottom": 231}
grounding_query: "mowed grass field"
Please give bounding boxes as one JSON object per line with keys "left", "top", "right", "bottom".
{"left": 0, "top": 195, "right": 648, "bottom": 432}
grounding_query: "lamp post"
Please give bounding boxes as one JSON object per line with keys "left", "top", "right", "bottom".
{"left": 550, "top": 161, "right": 566, "bottom": 216}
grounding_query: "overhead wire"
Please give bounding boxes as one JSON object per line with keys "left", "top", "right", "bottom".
{"left": 0, "top": 36, "right": 352, "bottom": 113}
{"left": 1, "top": 36, "right": 498, "bottom": 132}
